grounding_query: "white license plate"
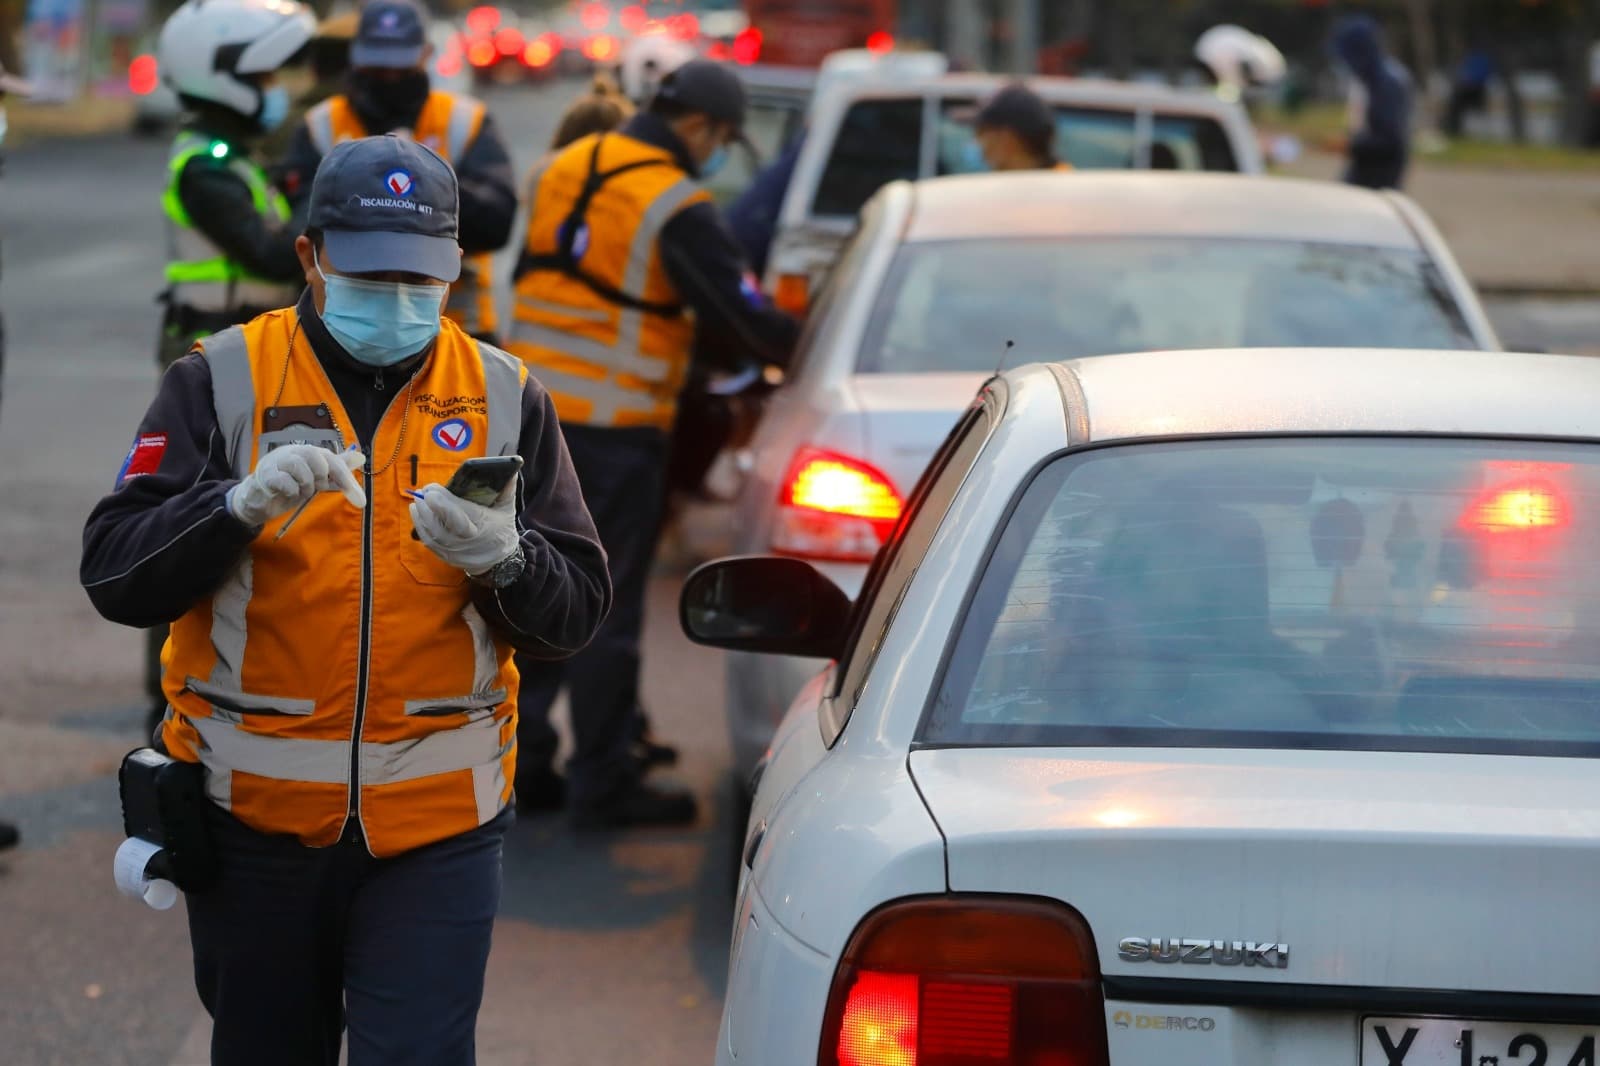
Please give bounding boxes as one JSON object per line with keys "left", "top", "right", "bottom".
{"left": 1362, "top": 1017, "right": 1598, "bottom": 1066}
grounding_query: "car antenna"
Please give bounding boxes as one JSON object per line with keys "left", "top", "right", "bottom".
{"left": 994, "top": 339, "right": 1015, "bottom": 378}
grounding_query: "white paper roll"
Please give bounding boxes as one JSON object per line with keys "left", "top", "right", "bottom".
{"left": 113, "top": 837, "right": 178, "bottom": 910}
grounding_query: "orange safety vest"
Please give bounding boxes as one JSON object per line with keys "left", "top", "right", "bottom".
{"left": 305, "top": 92, "right": 499, "bottom": 338}
{"left": 505, "top": 132, "right": 710, "bottom": 430}
{"left": 159, "top": 307, "right": 528, "bottom": 857}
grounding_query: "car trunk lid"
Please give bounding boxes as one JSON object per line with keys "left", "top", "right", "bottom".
{"left": 909, "top": 746, "right": 1600, "bottom": 996}
{"left": 841, "top": 371, "right": 989, "bottom": 495}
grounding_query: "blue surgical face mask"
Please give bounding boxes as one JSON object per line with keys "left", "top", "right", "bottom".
{"left": 315, "top": 251, "right": 447, "bottom": 367}
{"left": 258, "top": 86, "right": 290, "bottom": 132}
{"left": 701, "top": 145, "right": 729, "bottom": 180}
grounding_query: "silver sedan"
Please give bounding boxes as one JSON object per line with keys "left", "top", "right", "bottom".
{"left": 722, "top": 170, "right": 1501, "bottom": 813}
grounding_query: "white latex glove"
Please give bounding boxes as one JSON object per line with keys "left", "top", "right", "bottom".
{"left": 408, "top": 480, "right": 520, "bottom": 576}
{"left": 227, "top": 444, "right": 367, "bottom": 528}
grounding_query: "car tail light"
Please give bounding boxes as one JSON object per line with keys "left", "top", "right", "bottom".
{"left": 821, "top": 898, "right": 1108, "bottom": 1066}
{"left": 436, "top": 51, "right": 463, "bottom": 78}
{"left": 129, "top": 54, "right": 159, "bottom": 96}
{"left": 774, "top": 447, "right": 902, "bottom": 562}
{"left": 774, "top": 272, "right": 809, "bottom": 316}
{"left": 523, "top": 37, "right": 555, "bottom": 68}
{"left": 1463, "top": 482, "right": 1569, "bottom": 534}
{"left": 583, "top": 33, "right": 618, "bottom": 61}
{"left": 866, "top": 30, "right": 895, "bottom": 54}
{"left": 467, "top": 39, "right": 497, "bottom": 68}
{"left": 466, "top": 5, "right": 500, "bottom": 35}
{"left": 668, "top": 12, "right": 699, "bottom": 40}
{"left": 732, "top": 26, "right": 763, "bottom": 64}
{"left": 579, "top": 1, "right": 609, "bottom": 30}
{"left": 494, "top": 27, "right": 524, "bottom": 57}
{"left": 619, "top": 4, "right": 646, "bottom": 33}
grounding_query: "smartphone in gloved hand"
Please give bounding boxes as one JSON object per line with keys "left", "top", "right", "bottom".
{"left": 444, "top": 455, "right": 523, "bottom": 506}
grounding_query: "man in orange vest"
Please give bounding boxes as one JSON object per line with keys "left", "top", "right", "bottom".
{"left": 277, "top": 0, "right": 515, "bottom": 343}
{"left": 508, "top": 61, "right": 797, "bottom": 828}
{"left": 81, "top": 136, "right": 609, "bottom": 1064}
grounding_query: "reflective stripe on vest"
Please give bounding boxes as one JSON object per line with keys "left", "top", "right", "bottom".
{"left": 166, "top": 313, "right": 528, "bottom": 856}
{"left": 508, "top": 134, "right": 706, "bottom": 429}
{"left": 162, "top": 134, "right": 296, "bottom": 315}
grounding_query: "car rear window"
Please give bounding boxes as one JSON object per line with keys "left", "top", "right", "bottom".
{"left": 857, "top": 237, "right": 1477, "bottom": 373}
{"left": 812, "top": 98, "right": 923, "bottom": 217}
{"left": 937, "top": 104, "right": 1239, "bottom": 173}
{"left": 924, "top": 437, "right": 1600, "bottom": 757}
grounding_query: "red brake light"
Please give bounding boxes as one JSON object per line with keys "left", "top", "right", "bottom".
{"left": 494, "top": 26, "right": 524, "bottom": 56}
{"left": 732, "top": 26, "right": 763, "bottom": 64}
{"left": 667, "top": 12, "right": 699, "bottom": 40}
{"left": 1464, "top": 482, "right": 1569, "bottom": 534}
{"left": 465, "top": 5, "right": 500, "bottom": 35}
{"left": 866, "top": 30, "right": 895, "bottom": 54}
{"left": 775, "top": 447, "right": 902, "bottom": 562}
{"left": 579, "top": 2, "right": 609, "bottom": 30}
{"left": 821, "top": 898, "right": 1108, "bottom": 1066}
{"left": 467, "top": 39, "right": 497, "bottom": 68}
{"left": 522, "top": 37, "right": 555, "bottom": 67}
{"left": 582, "top": 33, "right": 618, "bottom": 61}
{"left": 436, "top": 51, "right": 463, "bottom": 78}
{"left": 129, "top": 54, "right": 159, "bottom": 96}
{"left": 619, "top": 4, "right": 647, "bottom": 33}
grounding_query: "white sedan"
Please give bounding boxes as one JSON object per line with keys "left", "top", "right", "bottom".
{"left": 684, "top": 347, "right": 1600, "bottom": 1066}
{"left": 723, "top": 171, "right": 1501, "bottom": 818}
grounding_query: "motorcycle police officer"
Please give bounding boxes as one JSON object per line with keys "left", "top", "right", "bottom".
{"left": 144, "top": 0, "right": 318, "bottom": 738}
{"left": 276, "top": 0, "right": 516, "bottom": 343}
{"left": 507, "top": 60, "right": 797, "bottom": 828}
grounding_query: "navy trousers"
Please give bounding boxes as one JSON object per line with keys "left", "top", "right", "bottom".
{"left": 185, "top": 804, "right": 510, "bottom": 1066}
{"left": 516, "top": 424, "right": 665, "bottom": 811}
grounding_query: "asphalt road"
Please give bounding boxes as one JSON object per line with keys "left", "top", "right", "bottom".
{"left": 0, "top": 78, "right": 1595, "bottom": 1066}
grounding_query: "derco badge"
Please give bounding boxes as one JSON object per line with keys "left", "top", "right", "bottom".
{"left": 116, "top": 433, "right": 168, "bottom": 485}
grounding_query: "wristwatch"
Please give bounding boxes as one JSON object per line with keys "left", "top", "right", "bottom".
{"left": 470, "top": 546, "right": 525, "bottom": 590}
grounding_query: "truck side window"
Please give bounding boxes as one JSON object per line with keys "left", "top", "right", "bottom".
{"left": 812, "top": 100, "right": 922, "bottom": 218}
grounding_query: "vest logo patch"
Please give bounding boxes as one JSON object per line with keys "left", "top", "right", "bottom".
{"left": 118, "top": 432, "right": 168, "bottom": 484}
{"left": 385, "top": 169, "right": 414, "bottom": 198}
{"left": 432, "top": 418, "right": 472, "bottom": 451}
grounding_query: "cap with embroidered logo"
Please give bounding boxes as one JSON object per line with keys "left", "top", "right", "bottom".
{"left": 309, "top": 134, "right": 461, "bottom": 282}
{"left": 350, "top": 0, "right": 426, "bottom": 69}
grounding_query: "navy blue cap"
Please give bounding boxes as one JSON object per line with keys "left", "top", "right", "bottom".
{"left": 651, "top": 59, "right": 748, "bottom": 134}
{"left": 351, "top": 0, "right": 427, "bottom": 70}
{"left": 975, "top": 81, "right": 1056, "bottom": 149}
{"left": 309, "top": 134, "right": 461, "bottom": 282}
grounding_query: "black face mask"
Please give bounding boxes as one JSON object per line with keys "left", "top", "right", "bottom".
{"left": 346, "top": 69, "right": 431, "bottom": 133}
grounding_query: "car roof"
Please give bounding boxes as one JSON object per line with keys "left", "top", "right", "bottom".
{"left": 1015, "top": 348, "right": 1600, "bottom": 445}
{"left": 902, "top": 173, "right": 1419, "bottom": 248}
{"left": 828, "top": 73, "right": 1237, "bottom": 115}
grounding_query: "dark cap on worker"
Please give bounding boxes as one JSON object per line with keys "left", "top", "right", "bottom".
{"left": 650, "top": 59, "right": 748, "bottom": 135}
{"left": 309, "top": 134, "right": 461, "bottom": 282}
{"left": 351, "top": 0, "right": 427, "bottom": 69}
{"left": 975, "top": 81, "right": 1055, "bottom": 148}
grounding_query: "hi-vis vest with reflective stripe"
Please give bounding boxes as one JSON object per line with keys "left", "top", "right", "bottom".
{"left": 162, "top": 133, "right": 298, "bottom": 317}
{"left": 306, "top": 92, "right": 498, "bottom": 337}
{"left": 158, "top": 308, "right": 528, "bottom": 857}
{"left": 507, "top": 132, "right": 710, "bottom": 430}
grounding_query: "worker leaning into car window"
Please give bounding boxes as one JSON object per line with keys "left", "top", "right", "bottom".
{"left": 276, "top": 0, "right": 517, "bottom": 344}
{"left": 975, "top": 81, "right": 1072, "bottom": 172}
{"left": 506, "top": 60, "right": 799, "bottom": 830}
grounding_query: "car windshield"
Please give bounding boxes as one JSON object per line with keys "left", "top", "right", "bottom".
{"left": 924, "top": 437, "right": 1600, "bottom": 757}
{"left": 857, "top": 237, "right": 1477, "bottom": 373}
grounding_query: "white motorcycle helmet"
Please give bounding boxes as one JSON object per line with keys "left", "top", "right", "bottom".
{"left": 619, "top": 35, "right": 696, "bottom": 107}
{"left": 1195, "top": 24, "right": 1286, "bottom": 96}
{"left": 158, "top": 0, "right": 317, "bottom": 120}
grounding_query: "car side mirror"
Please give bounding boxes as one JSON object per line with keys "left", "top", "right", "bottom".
{"left": 679, "top": 555, "right": 853, "bottom": 659}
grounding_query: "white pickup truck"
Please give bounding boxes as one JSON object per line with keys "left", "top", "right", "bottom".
{"left": 764, "top": 74, "right": 1264, "bottom": 311}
